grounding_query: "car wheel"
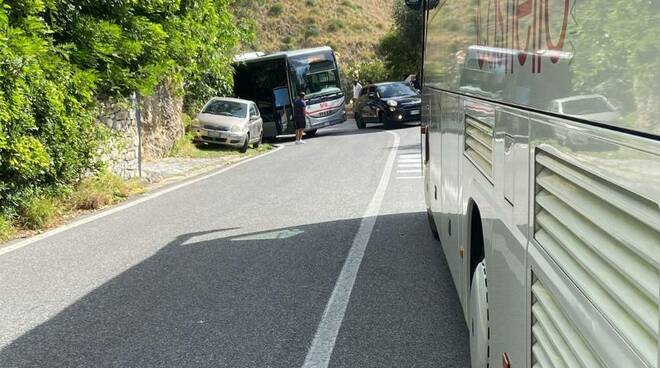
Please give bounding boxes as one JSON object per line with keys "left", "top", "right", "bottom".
{"left": 470, "top": 260, "right": 489, "bottom": 368}
{"left": 355, "top": 114, "right": 366, "bottom": 129}
{"left": 380, "top": 112, "right": 393, "bottom": 129}
{"left": 306, "top": 129, "right": 317, "bottom": 138}
{"left": 253, "top": 131, "right": 262, "bottom": 149}
{"left": 239, "top": 134, "right": 249, "bottom": 153}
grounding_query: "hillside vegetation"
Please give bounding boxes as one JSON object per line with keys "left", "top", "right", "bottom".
{"left": 235, "top": 0, "right": 394, "bottom": 68}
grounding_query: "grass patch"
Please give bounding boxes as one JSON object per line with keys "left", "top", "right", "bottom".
{"left": 326, "top": 19, "right": 345, "bottom": 33}
{"left": 268, "top": 4, "right": 284, "bottom": 16}
{"left": 0, "top": 215, "right": 16, "bottom": 242}
{"left": 304, "top": 24, "right": 321, "bottom": 39}
{"left": 71, "top": 171, "right": 144, "bottom": 211}
{"left": 18, "top": 195, "right": 58, "bottom": 230}
{"left": 170, "top": 133, "right": 274, "bottom": 159}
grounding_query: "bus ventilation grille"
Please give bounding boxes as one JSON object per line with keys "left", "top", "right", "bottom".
{"left": 464, "top": 116, "right": 493, "bottom": 177}
{"left": 532, "top": 279, "right": 604, "bottom": 367}
{"left": 534, "top": 150, "right": 659, "bottom": 367}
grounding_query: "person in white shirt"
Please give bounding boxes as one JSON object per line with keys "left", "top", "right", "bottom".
{"left": 352, "top": 80, "right": 362, "bottom": 104}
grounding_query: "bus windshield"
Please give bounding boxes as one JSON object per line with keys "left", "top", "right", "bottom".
{"left": 289, "top": 51, "right": 342, "bottom": 99}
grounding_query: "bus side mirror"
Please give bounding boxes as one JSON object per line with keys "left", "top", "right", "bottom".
{"left": 404, "top": 0, "right": 422, "bottom": 10}
{"left": 404, "top": 0, "right": 440, "bottom": 10}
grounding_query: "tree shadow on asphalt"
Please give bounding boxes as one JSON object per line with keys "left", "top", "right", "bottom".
{"left": 0, "top": 212, "right": 469, "bottom": 368}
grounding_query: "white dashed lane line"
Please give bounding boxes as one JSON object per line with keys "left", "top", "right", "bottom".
{"left": 395, "top": 150, "right": 422, "bottom": 180}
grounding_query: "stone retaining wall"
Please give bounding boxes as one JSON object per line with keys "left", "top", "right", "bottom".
{"left": 98, "top": 106, "right": 140, "bottom": 179}
{"left": 140, "top": 82, "right": 184, "bottom": 160}
{"left": 96, "top": 82, "right": 185, "bottom": 179}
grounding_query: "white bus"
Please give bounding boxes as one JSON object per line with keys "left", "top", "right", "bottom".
{"left": 233, "top": 47, "right": 347, "bottom": 139}
{"left": 407, "top": 0, "right": 660, "bottom": 367}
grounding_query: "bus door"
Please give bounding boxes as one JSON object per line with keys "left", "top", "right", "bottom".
{"left": 273, "top": 86, "right": 292, "bottom": 135}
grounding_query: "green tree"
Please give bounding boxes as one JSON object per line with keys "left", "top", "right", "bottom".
{"left": 378, "top": 2, "right": 422, "bottom": 80}
{"left": 571, "top": 0, "right": 659, "bottom": 131}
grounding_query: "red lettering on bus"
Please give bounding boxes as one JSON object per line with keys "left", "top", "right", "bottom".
{"left": 475, "top": 0, "right": 571, "bottom": 73}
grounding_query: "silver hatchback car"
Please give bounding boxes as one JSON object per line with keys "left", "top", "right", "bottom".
{"left": 191, "top": 97, "right": 264, "bottom": 153}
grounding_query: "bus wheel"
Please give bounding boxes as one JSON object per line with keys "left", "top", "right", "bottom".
{"left": 469, "top": 260, "right": 489, "bottom": 368}
{"left": 306, "top": 129, "right": 317, "bottom": 138}
{"left": 239, "top": 134, "right": 249, "bottom": 153}
{"left": 427, "top": 210, "right": 439, "bottom": 240}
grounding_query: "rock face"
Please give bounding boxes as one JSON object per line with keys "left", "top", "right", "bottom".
{"left": 140, "top": 82, "right": 185, "bottom": 160}
{"left": 97, "top": 82, "right": 185, "bottom": 179}
{"left": 98, "top": 105, "right": 140, "bottom": 179}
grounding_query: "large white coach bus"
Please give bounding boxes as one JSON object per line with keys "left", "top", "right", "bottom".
{"left": 233, "top": 47, "right": 347, "bottom": 139}
{"left": 405, "top": 0, "right": 660, "bottom": 367}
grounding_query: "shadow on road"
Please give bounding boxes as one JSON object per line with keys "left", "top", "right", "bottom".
{"left": 317, "top": 121, "right": 421, "bottom": 139}
{"left": 0, "top": 212, "right": 468, "bottom": 368}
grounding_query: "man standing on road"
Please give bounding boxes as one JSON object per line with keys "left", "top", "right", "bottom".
{"left": 411, "top": 74, "right": 421, "bottom": 91}
{"left": 294, "top": 92, "right": 307, "bottom": 144}
{"left": 352, "top": 80, "right": 362, "bottom": 104}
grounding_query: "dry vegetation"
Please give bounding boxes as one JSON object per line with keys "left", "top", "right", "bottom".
{"left": 235, "top": 0, "right": 394, "bottom": 66}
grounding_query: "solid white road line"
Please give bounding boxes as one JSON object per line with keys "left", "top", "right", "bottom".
{"left": 397, "top": 163, "right": 420, "bottom": 168}
{"left": 399, "top": 153, "right": 421, "bottom": 157}
{"left": 397, "top": 169, "right": 422, "bottom": 174}
{"left": 302, "top": 131, "right": 400, "bottom": 368}
{"left": 397, "top": 159, "right": 420, "bottom": 163}
{"left": 396, "top": 176, "right": 423, "bottom": 180}
{"left": 0, "top": 145, "right": 286, "bottom": 258}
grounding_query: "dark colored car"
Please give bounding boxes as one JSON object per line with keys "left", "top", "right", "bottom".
{"left": 353, "top": 82, "right": 422, "bottom": 129}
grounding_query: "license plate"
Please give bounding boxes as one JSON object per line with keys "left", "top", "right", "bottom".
{"left": 411, "top": 110, "right": 420, "bottom": 115}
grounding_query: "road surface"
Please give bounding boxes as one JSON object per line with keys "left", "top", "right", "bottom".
{"left": 0, "top": 120, "right": 470, "bottom": 367}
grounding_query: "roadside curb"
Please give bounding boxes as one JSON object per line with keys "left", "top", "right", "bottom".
{"left": 0, "top": 144, "right": 284, "bottom": 257}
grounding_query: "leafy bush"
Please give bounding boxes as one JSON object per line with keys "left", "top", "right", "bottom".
{"left": 18, "top": 195, "right": 58, "bottom": 230}
{"left": 305, "top": 0, "right": 316, "bottom": 6}
{"left": 0, "top": 1, "right": 249, "bottom": 217}
{"left": 0, "top": 3, "right": 103, "bottom": 216}
{"left": 345, "top": 60, "right": 390, "bottom": 85}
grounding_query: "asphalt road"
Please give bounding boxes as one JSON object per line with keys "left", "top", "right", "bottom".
{"left": 0, "top": 120, "right": 470, "bottom": 368}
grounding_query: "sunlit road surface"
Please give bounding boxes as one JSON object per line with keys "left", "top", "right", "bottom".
{"left": 0, "top": 120, "right": 469, "bottom": 368}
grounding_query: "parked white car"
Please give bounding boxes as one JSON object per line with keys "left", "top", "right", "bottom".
{"left": 191, "top": 97, "right": 263, "bottom": 153}
{"left": 548, "top": 94, "right": 621, "bottom": 124}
